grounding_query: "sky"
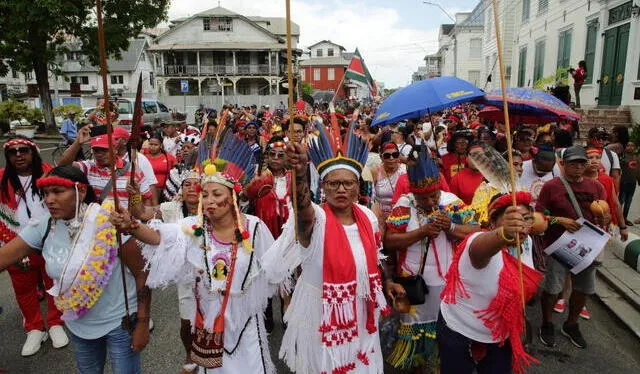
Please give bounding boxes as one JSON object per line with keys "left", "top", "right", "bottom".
{"left": 166, "top": 0, "right": 479, "bottom": 88}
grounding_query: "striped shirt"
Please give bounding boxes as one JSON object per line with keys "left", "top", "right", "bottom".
{"left": 75, "top": 158, "right": 151, "bottom": 208}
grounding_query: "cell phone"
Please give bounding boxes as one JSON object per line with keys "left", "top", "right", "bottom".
{"left": 89, "top": 125, "right": 108, "bottom": 137}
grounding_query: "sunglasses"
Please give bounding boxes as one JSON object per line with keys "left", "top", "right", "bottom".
{"left": 382, "top": 151, "right": 400, "bottom": 159}
{"left": 269, "top": 151, "right": 285, "bottom": 159}
{"left": 6, "top": 147, "right": 32, "bottom": 156}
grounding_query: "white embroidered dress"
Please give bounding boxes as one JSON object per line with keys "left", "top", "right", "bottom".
{"left": 262, "top": 203, "right": 388, "bottom": 374}
{"left": 142, "top": 214, "right": 276, "bottom": 373}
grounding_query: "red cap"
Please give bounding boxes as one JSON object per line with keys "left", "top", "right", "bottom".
{"left": 113, "top": 127, "right": 130, "bottom": 140}
{"left": 90, "top": 135, "right": 110, "bottom": 149}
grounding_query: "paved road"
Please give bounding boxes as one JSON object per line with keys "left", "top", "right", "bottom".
{"left": 1, "top": 276, "right": 640, "bottom": 373}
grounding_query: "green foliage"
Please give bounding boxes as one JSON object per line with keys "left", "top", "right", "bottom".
{"left": 301, "top": 82, "right": 314, "bottom": 96}
{"left": 534, "top": 68, "right": 570, "bottom": 90}
{"left": 25, "top": 108, "right": 44, "bottom": 123}
{"left": 53, "top": 104, "right": 83, "bottom": 119}
{"left": 630, "top": 122, "right": 640, "bottom": 147}
{"left": 0, "top": 100, "right": 29, "bottom": 121}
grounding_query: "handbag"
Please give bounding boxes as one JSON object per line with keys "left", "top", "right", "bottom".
{"left": 393, "top": 237, "right": 430, "bottom": 305}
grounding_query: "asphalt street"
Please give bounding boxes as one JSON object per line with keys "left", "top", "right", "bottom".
{"left": 1, "top": 145, "right": 640, "bottom": 373}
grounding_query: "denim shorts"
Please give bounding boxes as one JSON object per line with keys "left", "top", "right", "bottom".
{"left": 70, "top": 325, "right": 141, "bottom": 374}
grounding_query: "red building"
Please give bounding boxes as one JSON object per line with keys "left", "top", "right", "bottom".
{"left": 299, "top": 40, "right": 355, "bottom": 99}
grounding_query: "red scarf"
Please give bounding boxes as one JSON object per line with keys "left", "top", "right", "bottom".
{"left": 321, "top": 203, "right": 388, "bottom": 373}
{"left": 441, "top": 233, "right": 543, "bottom": 374}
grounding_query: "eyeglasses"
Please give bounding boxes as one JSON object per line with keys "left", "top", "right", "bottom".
{"left": 323, "top": 179, "right": 359, "bottom": 190}
{"left": 382, "top": 151, "right": 400, "bottom": 160}
{"left": 269, "top": 151, "right": 285, "bottom": 159}
{"left": 6, "top": 147, "right": 32, "bottom": 156}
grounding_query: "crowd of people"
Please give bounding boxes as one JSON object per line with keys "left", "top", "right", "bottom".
{"left": 0, "top": 98, "right": 637, "bottom": 374}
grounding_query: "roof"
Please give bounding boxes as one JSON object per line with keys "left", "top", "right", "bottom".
{"left": 299, "top": 56, "right": 350, "bottom": 66}
{"left": 195, "top": 6, "right": 238, "bottom": 17}
{"left": 441, "top": 24, "right": 455, "bottom": 35}
{"left": 247, "top": 16, "right": 300, "bottom": 36}
{"left": 458, "top": 2, "right": 484, "bottom": 27}
{"left": 60, "top": 39, "right": 148, "bottom": 73}
{"left": 307, "top": 40, "right": 346, "bottom": 51}
{"left": 148, "top": 42, "right": 295, "bottom": 51}
{"left": 142, "top": 28, "right": 169, "bottom": 37}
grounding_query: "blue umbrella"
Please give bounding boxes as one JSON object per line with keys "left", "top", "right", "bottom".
{"left": 372, "top": 76, "right": 484, "bottom": 127}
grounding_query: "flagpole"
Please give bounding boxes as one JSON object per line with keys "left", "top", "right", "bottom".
{"left": 285, "top": 0, "right": 299, "bottom": 242}
{"left": 330, "top": 73, "right": 347, "bottom": 104}
{"left": 491, "top": 0, "right": 526, "bottom": 311}
{"left": 96, "top": 0, "right": 131, "bottom": 327}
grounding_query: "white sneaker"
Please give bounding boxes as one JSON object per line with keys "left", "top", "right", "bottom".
{"left": 49, "top": 325, "right": 69, "bottom": 349}
{"left": 149, "top": 318, "right": 154, "bottom": 332}
{"left": 21, "top": 330, "right": 48, "bottom": 357}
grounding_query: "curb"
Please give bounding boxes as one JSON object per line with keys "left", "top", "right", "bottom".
{"left": 613, "top": 233, "right": 640, "bottom": 273}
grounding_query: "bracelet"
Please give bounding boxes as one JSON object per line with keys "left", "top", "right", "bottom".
{"left": 448, "top": 222, "right": 457, "bottom": 233}
{"left": 550, "top": 217, "right": 559, "bottom": 225}
{"left": 620, "top": 226, "right": 628, "bottom": 230}
{"left": 498, "top": 226, "right": 516, "bottom": 243}
{"left": 130, "top": 194, "right": 142, "bottom": 205}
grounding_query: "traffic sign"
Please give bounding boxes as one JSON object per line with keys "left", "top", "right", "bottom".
{"left": 180, "top": 80, "right": 189, "bottom": 93}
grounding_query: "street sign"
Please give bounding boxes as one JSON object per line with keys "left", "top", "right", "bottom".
{"left": 180, "top": 80, "right": 189, "bottom": 93}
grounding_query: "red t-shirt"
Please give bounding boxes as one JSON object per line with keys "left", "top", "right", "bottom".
{"left": 536, "top": 177, "right": 606, "bottom": 248}
{"left": 145, "top": 152, "right": 176, "bottom": 189}
{"left": 449, "top": 168, "right": 485, "bottom": 205}
{"left": 597, "top": 173, "right": 618, "bottom": 226}
{"left": 440, "top": 153, "right": 467, "bottom": 185}
{"left": 572, "top": 67, "right": 586, "bottom": 85}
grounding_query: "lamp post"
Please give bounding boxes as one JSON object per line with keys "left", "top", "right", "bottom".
{"left": 423, "top": 1, "right": 457, "bottom": 77}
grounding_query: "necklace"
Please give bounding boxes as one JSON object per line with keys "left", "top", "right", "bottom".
{"left": 57, "top": 204, "right": 91, "bottom": 294}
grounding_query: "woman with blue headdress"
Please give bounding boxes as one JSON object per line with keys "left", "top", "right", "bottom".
{"left": 384, "top": 147, "right": 480, "bottom": 371}
{"left": 262, "top": 118, "right": 392, "bottom": 373}
{"left": 109, "top": 133, "right": 277, "bottom": 373}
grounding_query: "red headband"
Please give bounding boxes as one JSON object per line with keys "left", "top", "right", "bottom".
{"left": 586, "top": 148, "right": 602, "bottom": 155}
{"left": 267, "top": 141, "right": 286, "bottom": 150}
{"left": 382, "top": 143, "right": 398, "bottom": 152}
{"left": 36, "top": 176, "right": 87, "bottom": 189}
{"left": 488, "top": 191, "right": 532, "bottom": 217}
{"left": 4, "top": 138, "right": 39, "bottom": 151}
{"left": 409, "top": 181, "right": 441, "bottom": 194}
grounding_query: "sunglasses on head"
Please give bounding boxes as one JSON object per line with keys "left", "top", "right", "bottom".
{"left": 382, "top": 151, "right": 400, "bottom": 159}
{"left": 6, "top": 147, "right": 32, "bottom": 156}
{"left": 269, "top": 151, "right": 285, "bottom": 159}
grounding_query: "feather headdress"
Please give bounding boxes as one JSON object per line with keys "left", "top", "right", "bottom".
{"left": 307, "top": 105, "right": 368, "bottom": 180}
{"left": 407, "top": 147, "right": 441, "bottom": 193}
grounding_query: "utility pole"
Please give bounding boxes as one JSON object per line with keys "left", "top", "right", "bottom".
{"left": 423, "top": 1, "right": 457, "bottom": 77}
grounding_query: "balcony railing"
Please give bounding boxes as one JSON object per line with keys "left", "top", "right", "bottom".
{"left": 163, "top": 64, "right": 280, "bottom": 76}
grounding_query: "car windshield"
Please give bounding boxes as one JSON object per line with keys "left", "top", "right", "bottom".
{"left": 118, "top": 101, "right": 132, "bottom": 114}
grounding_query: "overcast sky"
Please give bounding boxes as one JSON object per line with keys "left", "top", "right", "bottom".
{"left": 166, "top": 0, "right": 478, "bottom": 88}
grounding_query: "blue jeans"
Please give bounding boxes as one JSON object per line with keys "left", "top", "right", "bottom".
{"left": 70, "top": 326, "right": 141, "bottom": 374}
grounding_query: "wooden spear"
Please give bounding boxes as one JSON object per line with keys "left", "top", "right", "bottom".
{"left": 285, "top": 0, "right": 299, "bottom": 240}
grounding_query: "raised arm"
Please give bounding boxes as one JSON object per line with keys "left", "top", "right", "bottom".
{"left": 58, "top": 125, "right": 91, "bottom": 167}
{"left": 110, "top": 209, "right": 161, "bottom": 245}
{"left": 468, "top": 205, "right": 525, "bottom": 269}
{"left": 286, "top": 142, "right": 315, "bottom": 248}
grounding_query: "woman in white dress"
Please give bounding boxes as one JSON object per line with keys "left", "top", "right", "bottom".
{"left": 111, "top": 134, "right": 277, "bottom": 373}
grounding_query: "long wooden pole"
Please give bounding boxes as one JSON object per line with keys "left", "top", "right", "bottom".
{"left": 96, "top": 0, "right": 130, "bottom": 325}
{"left": 491, "top": 0, "right": 526, "bottom": 310}
{"left": 285, "top": 0, "right": 299, "bottom": 241}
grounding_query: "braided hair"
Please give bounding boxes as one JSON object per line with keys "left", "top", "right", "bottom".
{"left": 1, "top": 135, "right": 45, "bottom": 204}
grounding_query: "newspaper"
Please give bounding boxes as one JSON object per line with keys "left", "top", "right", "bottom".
{"left": 544, "top": 218, "right": 610, "bottom": 274}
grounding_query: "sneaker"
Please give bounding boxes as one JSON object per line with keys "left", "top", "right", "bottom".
{"left": 21, "top": 330, "right": 48, "bottom": 357}
{"left": 553, "top": 299, "right": 566, "bottom": 313}
{"left": 561, "top": 322, "right": 587, "bottom": 348}
{"left": 49, "top": 325, "right": 69, "bottom": 349}
{"left": 579, "top": 306, "right": 591, "bottom": 320}
{"left": 539, "top": 322, "right": 556, "bottom": 347}
{"left": 149, "top": 318, "right": 154, "bottom": 332}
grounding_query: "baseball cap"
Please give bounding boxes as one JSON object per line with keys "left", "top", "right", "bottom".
{"left": 562, "top": 145, "right": 588, "bottom": 162}
{"left": 588, "top": 126, "right": 607, "bottom": 138}
{"left": 113, "top": 127, "right": 130, "bottom": 140}
{"left": 90, "top": 135, "right": 110, "bottom": 149}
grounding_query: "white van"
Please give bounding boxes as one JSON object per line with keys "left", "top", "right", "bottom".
{"left": 107, "top": 98, "right": 172, "bottom": 130}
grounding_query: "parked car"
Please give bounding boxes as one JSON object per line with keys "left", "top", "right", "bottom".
{"left": 109, "top": 98, "right": 172, "bottom": 130}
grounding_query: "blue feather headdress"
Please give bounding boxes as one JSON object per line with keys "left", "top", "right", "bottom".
{"left": 308, "top": 115, "right": 368, "bottom": 180}
{"left": 407, "top": 147, "right": 441, "bottom": 193}
{"left": 200, "top": 132, "right": 256, "bottom": 191}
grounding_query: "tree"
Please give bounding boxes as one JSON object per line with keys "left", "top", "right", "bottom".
{"left": 0, "top": 0, "right": 169, "bottom": 132}
{"left": 301, "top": 82, "right": 315, "bottom": 96}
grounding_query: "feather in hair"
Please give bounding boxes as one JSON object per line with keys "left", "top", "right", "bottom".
{"left": 468, "top": 144, "right": 512, "bottom": 194}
